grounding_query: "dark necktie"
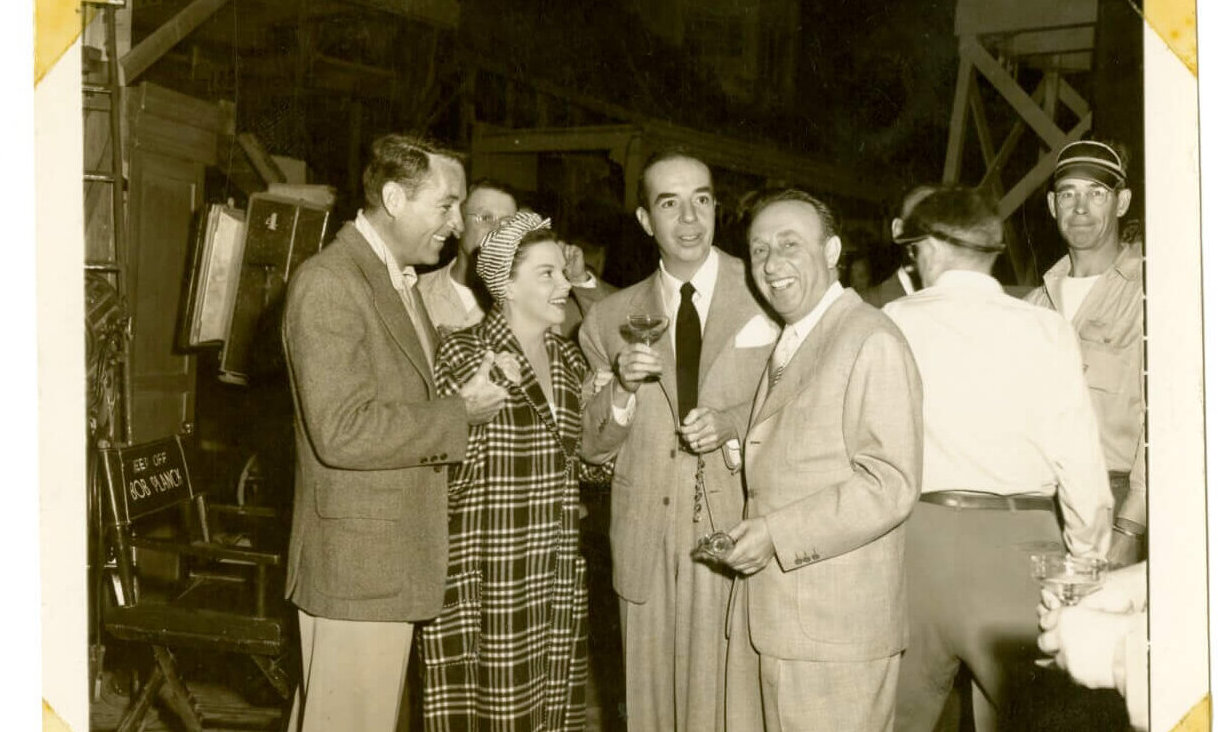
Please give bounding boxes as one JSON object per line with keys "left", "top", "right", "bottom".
{"left": 676, "top": 282, "right": 702, "bottom": 422}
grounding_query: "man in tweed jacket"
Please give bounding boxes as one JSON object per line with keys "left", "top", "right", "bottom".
{"left": 282, "top": 134, "right": 505, "bottom": 731}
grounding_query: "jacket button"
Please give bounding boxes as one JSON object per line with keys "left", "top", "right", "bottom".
{"left": 662, "top": 497, "right": 670, "bottom": 506}
{"left": 670, "top": 449, "right": 677, "bottom": 458}
{"left": 747, "top": 489, "right": 757, "bottom": 499}
{"left": 433, "top": 466, "right": 443, "bottom": 473}
{"left": 420, "top": 456, "right": 429, "bottom": 464}
{"left": 439, "top": 453, "right": 447, "bottom": 460}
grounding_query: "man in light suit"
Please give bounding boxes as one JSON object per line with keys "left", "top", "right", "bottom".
{"left": 580, "top": 150, "right": 774, "bottom": 731}
{"left": 417, "top": 178, "right": 615, "bottom": 340}
{"left": 724, "top": 189, "right": 923, "bottom": 731}
{"left": 283, "top": 134, "right": 506, "bottom": 731}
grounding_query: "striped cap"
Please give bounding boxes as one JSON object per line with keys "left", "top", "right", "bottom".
{"left": 1054, "top": 140, "right": 1127, "bottom": 190}
{"left": 475, "top": 210, "right": 552, "bottom": 301}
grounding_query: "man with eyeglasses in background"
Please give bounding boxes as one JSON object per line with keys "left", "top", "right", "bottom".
{"left": 418, "top": 178, "right": 614, "bottom": 340}
{"left": 1026, "top": 140, "right": 1146, "bottom": 569}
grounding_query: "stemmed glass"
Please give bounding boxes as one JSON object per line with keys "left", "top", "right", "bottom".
{"left": 624, "top": 311, "right": 669, "bottom": 347}
{"left": 621, "top": 311, "right": 668, "bottom": 383}
{"left": 1030, "top": 551, "right": 1107, "bottom": 606}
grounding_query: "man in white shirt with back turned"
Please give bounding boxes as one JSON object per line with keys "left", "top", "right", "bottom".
{"left": 886, "top": 186, "right": 1112, "bottom": 732}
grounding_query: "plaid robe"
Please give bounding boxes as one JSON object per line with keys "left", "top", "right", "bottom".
{"left": 421, "top": 307, "right": 591, "bottom": 731}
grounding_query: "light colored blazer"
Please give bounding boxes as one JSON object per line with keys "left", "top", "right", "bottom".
{"left": 417, "top": 263, "right": 484, "bottom": 334}
{"left": 739, "top": 289, "right": 923, "bottom": 662}
{"left": 282, "top": 223, "right": 468, "bottom": 622}
{"left": 580, "top": 250, "right": 774, "bottom": 603}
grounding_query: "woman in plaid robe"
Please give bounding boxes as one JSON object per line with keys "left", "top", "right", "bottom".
{"left": 421, "top": 214, "right": 600, "bottom": 731}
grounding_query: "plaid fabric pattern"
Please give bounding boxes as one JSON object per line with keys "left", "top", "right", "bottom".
{"left": 421, "top": 307, "right": 590, "bottom": 731}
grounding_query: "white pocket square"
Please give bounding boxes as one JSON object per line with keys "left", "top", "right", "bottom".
{"left": 734, "top": 314, "right": 780, "bottom": 348}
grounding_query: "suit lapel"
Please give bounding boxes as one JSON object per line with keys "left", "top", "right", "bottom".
{"left": 342, "top": 225, "right": 434, "bottom": 389}
{"left": 698, "top": 253, "right": 754, "bottom": 387}
{"left": 750, "top": 291, "right": 859, "bottom": 428}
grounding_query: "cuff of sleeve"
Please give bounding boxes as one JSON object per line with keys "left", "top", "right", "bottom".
{"left": 611, "top": 392, "right": 637, "bottom": 425}
{"left": 764, "top": 510, "right": 817, "bottom": 572}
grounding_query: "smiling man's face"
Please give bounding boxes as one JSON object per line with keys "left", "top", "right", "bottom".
{"left": 748, "top": 199, "right": 841, "bottom": 324}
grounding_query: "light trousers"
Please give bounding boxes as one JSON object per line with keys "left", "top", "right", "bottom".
{"left": 287, "top": 609, "right": 414, "bottom": 732}
{"left": 725, "top": 582, "right": 900, "bottom": 732}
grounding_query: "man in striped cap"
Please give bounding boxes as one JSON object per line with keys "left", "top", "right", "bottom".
{"left": 1026, "top": 139, "right": 1146, "bottom": 569}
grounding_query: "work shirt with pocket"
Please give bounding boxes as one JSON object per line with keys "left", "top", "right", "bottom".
{"left": 1026, "top": 242, "right": 1145, "bottom": 524}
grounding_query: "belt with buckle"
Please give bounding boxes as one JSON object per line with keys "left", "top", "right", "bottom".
{"left": 919, "top": 491, "right": 1055, "bottom": 512}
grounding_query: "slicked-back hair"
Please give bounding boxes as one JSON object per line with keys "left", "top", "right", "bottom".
{"left": 362, "top": 134, "right": 464, "bottom": 209}
{"left": 635, "top": 147, "right": 714, "bottom": 209}
{"left": 468, "top": 177, "right": 520, "bottom": 205}
{"left": 748, "top": 188, "right": 839, "bottom": 241}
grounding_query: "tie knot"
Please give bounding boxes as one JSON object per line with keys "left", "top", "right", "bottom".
{"left": 680, "top": 282, "right": 696, "bottom": 300}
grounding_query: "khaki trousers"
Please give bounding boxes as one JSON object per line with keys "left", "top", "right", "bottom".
{"left": 725, "top": 582, "right": 900, "bottom": 732}
{"left": 287, "top": 609, "right": 414, "bottom": 732}
{"left": 619, "top": 481, "right": 731, "bottom": 732}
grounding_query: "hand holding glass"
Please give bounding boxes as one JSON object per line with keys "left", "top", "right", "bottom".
{"left": 1030, "top": 551, "right": 1107, "bottom": 606}
{"left": 620, "top": 312, "right": 668, "bottom": 383}
{"left": 624, "top": 313, "right": 669, "bottom": 346}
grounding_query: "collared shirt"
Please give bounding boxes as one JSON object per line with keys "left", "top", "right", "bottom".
{"left": 445, "top": 259, "right": 481, "bottom": 316}
{"left": 613, "top": 249, "right": 739, "bottom": 462}
{"left": 355, "top": 210, "right": 435, "bottom": 366}
{"left": 1026, "top": 242, "right": 1145, "bottom": 474}
{"left": 773, "top": 281, "right": 845, "bottom": 372}
{"left": 885, "top": 269, "right": 1113, "bottom": 558}
{"left": 896, "top": 267, "right": 917, "bottom": 297}
{"left": 658, "top": 248, "right": 720, "bottom": 346}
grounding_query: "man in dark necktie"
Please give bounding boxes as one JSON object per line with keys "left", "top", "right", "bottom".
{"left": 579, "top": 150, "right": 774, "bottom": 731}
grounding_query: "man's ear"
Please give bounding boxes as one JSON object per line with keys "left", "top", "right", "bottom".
{"left": 636, "top": 206, "right": 654, "bottom": 237}
{"left": 891, "top": 218, "right": 903, "bottom": 240}
{"left": 1046, "top": 191, "right": 1058, "bottom": 220}
{"left": 382, "top": 181, "right": 405, "bottom": 217}
{"left": 824, "top": 235, "right": 843, "bottom": 269}
{"left": 1116, "top": 188, "right": 1133, "bottom": 218}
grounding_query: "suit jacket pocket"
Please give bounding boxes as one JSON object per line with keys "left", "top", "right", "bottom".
{"left": 795, "top": 554, "right": 900, "bottom": 644}
{"left": 315, "top": 481, "right": 404, "bottom": 519}
{"left": 316, "top": 518, "right": 405, "bottom": 600}
{"left": 421, "top": 570, "right": 482, "bottom": 667}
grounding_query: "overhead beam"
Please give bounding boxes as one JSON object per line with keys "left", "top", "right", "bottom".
{"left": 942, "top": 54, "right": 974, "bottom": 183}
{"left": 1058, "top": 77, "right": 1091, "bottom": 119}
{"left": 997, "top": 112, "right": 1092, "bottom": 220}
{"left": 963, "top": 35, "right": 1066, "bottom": 150}
{"left": 459, "top": 48, "right": 890, "bottom": 203}
{"left": 121, "top": 0, "right": 231, "bottom": 83}
{"left": 968, "top": 81, "right": 996, "bottom": 170}
{"left": 472, "top": 124, "right": 640, "bottom": 155}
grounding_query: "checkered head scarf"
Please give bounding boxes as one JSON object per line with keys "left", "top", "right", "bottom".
{"left": 475, "top": 210, "right": 552, "bottom": 302}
